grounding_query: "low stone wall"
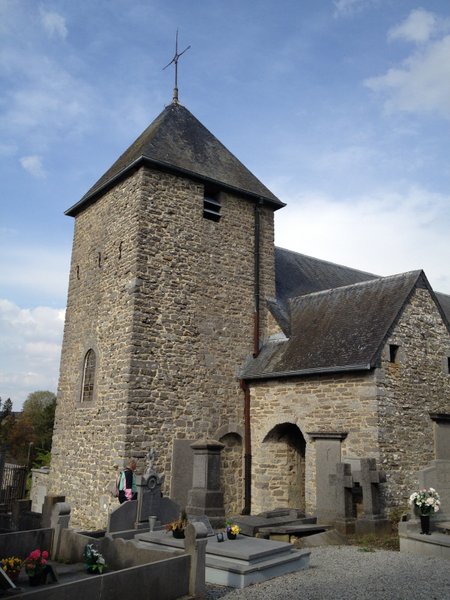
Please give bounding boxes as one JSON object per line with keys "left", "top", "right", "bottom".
{"left": 0, "top": 528, "right": 53, "bottom": 558}
{"left": 13, "top": 557, "right": 191, "bottom": 600}
{"left": 1, "top": 527, "right": 196, "bottom": 600}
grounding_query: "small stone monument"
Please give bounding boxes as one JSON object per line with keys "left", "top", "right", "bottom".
{"left": 186, "top": 439, "right": 225, "bottom": 528}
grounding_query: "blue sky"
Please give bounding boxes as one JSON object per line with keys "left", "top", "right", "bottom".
{"left": 1, "top": 0, "right": 450, "bottom": 409}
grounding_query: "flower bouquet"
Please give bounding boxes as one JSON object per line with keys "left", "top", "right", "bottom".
{"left": 1, "top": 556, "right": 22, "bottom": 582}
{"left": 409, "top": 487, "right": 440, "bottom": 535}
{"left": 23, "top": 549, "right": 49, "bottom": 585}
{"left": 165, "top": 510, "right": 188, "bottom": 539}
{"left": 226, "top": 520, "right": 240, "bottom": 540}
{"left": 409, "top": 487, "right": 441, "bottom": 515}
{"left": 83, "top": 544, "right": 106, "bottom": 574}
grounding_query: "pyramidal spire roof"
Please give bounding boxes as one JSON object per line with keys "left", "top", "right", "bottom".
{"left": 66, "top": 102, "right": 284, "bottom": 216}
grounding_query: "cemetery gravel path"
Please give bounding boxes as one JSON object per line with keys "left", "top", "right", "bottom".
{"left": 205, "top": 545, "right": 450, "bottom": 599}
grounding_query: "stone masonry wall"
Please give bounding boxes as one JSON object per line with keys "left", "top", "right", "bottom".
{"left": 49, "top": 171, "right": 143, "bottom": 528}
{"left": 376, "top": 287, "right": 450, "bottom": 510}
{"left": 249, "top": 286, "right": 450, "bottom": 517}
{"left": 249, "top": 372, "right": 378, "bottom": 515}
{"left": 49, "top": 166, "right": 276, "bottom": 528}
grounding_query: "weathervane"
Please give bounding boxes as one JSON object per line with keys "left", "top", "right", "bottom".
{"left": 163, "top": 30, "right": 190, "bottom": 105}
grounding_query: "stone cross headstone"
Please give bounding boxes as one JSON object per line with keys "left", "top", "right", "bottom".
{"left": 353, "top": 458, "right": 386, "bottom": 518}
{"left": 330, "top": 462, "right": 355, "bottom": 534}
{"left": 353, "top": 458, "right": 390, "bottom": 535}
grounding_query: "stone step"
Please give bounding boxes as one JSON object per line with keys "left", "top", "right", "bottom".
{"left": 231, "top": 514, "right": 317, "bottom": 537}
{"left": 257, "top": 523, "right": 332, "bottom": 541}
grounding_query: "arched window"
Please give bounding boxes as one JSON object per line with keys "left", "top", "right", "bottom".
{"left": 81, "top": 349, "right": 96, "bottom": 402}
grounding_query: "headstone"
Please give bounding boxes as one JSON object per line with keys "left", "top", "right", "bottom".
{"left": 51, "top": 501, "right": 72, "bottom": 560}
{"left": 416, "top": 414, "right": 450, "bottom": 524}
{"left": 309, "top": 433, "right": 347, "bottom": 523}
{"left": 171, "top": 439, "right": 195, "bottom": 508}
{"left": 135, "top": 450, "right": 181, "bottom": 527}
{"left": 41, "top": 494, "right": 65, "bottom": 528}
{"left": 353, "top": 458, "right": 390, "bottom": 535}
{"left": 184, "top": 523, "right": 207, "bottom": 598}
{"left": 330, "top": 462, "right": 355, "bottom": 534}
{"left": 187, "top": 514, "right": 215, "bottom": 536}
{"left": 430, "top": 414, "right": 450, "bottom": 460}
{"left": 419, "top": 461, "right": 450, "bottom": 523}
{"left": 107, "top": 499, "right": 138, "bottom": 533}
{"left": 186, "top": 439, "right": 225, "bottom": 528}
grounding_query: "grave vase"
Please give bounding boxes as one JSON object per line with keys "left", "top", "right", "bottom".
{"left": 420, "top": 514, "right": 431, "bottom": 535}
{"left": 28, "top": 570, "right": 47, "bottom": 586}
{"left": 227, "top": 531, "right": 237, "bottom": 540}
{"left": 172, "top": 528, "right": 185, "bottom": 539}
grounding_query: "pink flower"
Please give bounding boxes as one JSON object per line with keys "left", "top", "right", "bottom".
{"left": 42, "top": 551, "right": 49, "bottom": 559}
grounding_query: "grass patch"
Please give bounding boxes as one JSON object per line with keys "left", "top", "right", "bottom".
{"left": 347, "top": 532, "right": 400, "bottom": 552}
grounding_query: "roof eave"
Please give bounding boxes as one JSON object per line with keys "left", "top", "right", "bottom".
{"left": 241, "top": 362, "right": 372, "bottom": 382}
{"left": 65, "top": 156, "right": 285, "bottom": 217}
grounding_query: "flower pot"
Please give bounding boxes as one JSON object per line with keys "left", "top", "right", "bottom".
{"left": 227, "top": 532, "right": 237, "bottom": 540}
{"left": 172, "top": 529, "right": 185, "bottom": 539}
{"left": 6, "top": 571, "right": 20, "bottom": 583}
{"left": 28, "top": 570, "right": 47, "bottom": 586}
{"left": 420, "top": 514, "right": 431, "bottom": 535}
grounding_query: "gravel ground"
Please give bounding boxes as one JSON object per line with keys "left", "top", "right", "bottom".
{"left": 205, "top": 545, "right": 450, "bottom": 599}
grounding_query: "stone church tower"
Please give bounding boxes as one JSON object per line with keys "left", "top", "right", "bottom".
{"left": 49, "top": 101, "right": 284, "bottom": 528}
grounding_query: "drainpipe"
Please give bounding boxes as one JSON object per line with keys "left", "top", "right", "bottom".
{"left": 241, "top": 199, "right": 263, "bottom": 515}
{"left": 240, "top": 378, "right": 251, "bottom": 515}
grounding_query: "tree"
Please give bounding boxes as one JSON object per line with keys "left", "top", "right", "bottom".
{"left": 8, "top": 391, "right": 56, "bottom": 466}
{"left": 0, "top": 397, "right": 14, "bottom": 448}
{"left": 0, "top": 397, "right": 13, "bottom": 421}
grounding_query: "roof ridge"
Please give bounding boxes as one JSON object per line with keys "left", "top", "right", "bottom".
{"left": 288, "top": 269, "right": 424, "bottom": 304}
{"left": 275, "top": 246, "right": 379, "bottom": 278}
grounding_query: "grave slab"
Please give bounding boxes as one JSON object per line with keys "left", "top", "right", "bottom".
{"left": 136, "top": 530, "right": 310, "bottom": 588}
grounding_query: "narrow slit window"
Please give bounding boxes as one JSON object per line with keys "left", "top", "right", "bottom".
{"left": 447, "top": 357, "right": 450, "bottom": 375}
{"left": 389, "top": 344, "right": 399, "bottom": 364}
{"left": 203, "top": 191, "right": 221, "bottom": 222}
{"left": 81, "top": 349, "right": 96, "bottom": 402}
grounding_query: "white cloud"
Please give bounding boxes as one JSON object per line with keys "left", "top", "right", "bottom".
{"left": 365, "top": 34, "right": 450, "bottom": 120}
{"left": 40, "top": 8, "right": 68, "bottom": 40}
{"left": 388, "top": 9, "right": 438, "bottom": 44}
{"left": 0, "top": 300, "right": 65, "bottom": 409}
{"left": 20, "top": 154, "right": 45, "bottom": 178}
{"left": 0, "top": 239, "right": 70, "bottom": 307}
{"left": 333, "top": 0, "right": 370, "bottom": 17}
{"left": 275, "top": 185, "right": 450, "bottom": 295}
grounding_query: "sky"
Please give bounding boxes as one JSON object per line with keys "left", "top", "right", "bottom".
{"left": 1, "top": 0, "right": 450, "bottom": 409}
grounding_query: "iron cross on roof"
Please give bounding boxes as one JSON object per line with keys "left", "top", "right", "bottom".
{"left": 163, "top": 30, "right": 191, "bottom": 105}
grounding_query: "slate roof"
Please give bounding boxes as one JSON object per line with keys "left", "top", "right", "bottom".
{"left": 243, "top": 270, "right": 432, "bottom": 381}
{"left": 274, "top": 247, "right": 450, "bottom": 327}
{"left": 275, "top": 247, "right": 378, "bottom": 311}
{"left": 66, "top": 102, "right": 284, "bottom": 216}
{"left": 436, "top": 292, "right": 450, "bottom": 324}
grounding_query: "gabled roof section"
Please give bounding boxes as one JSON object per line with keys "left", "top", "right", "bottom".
{"left": 275, "top": 247, "right": 378, "bottom": 312}
{"left": 66, "top": 102, "right": 284, "bottom": 216}
{"left": 436, "top": 292, "right": 450, "bottom": 325}
{"left": 243, "top": 270, "right": 428, "bottom": 381}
